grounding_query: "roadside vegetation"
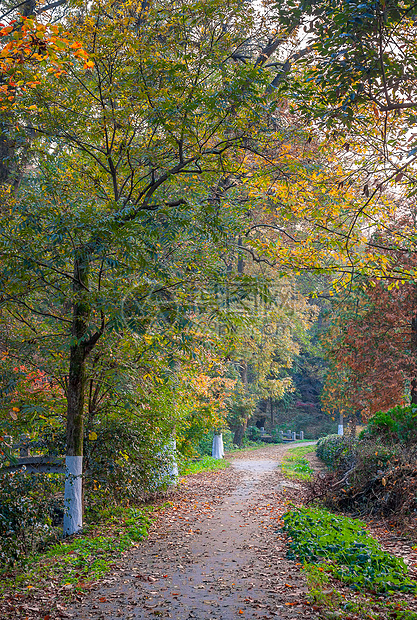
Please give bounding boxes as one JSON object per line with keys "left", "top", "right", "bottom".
{"left": 0, "top": 453, "right": 231, "bottom": 600}
{"left": 0, "top": 503, "right": 157, "bottom": 597}
{"left": 2, "top": 0, "right": 417, "bottom": 615}
{"left": 179, "top": 455, "right": 230, "bottom": 475}
{"left": 282, "top": 406, "right": 417, "bottom": 619}
{"left": 281, "top": 445, "right": 315, "bottom": 481}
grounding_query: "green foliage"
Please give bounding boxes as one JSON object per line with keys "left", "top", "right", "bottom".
{"left": 283, "top": 507, "right": 417, "bottom": 594}
{"left": 281, "top": 445, "right": 315, "bottom": 480}
{"left": 304, "top": 563, "right": 417, "bottom": 620}
{"left": 83, "top": 417, "right": 176, "bottom": 514}
{"left": 361, "top": 405, "right": 417, "bottom": 445}
{"left": 0, "top": 471, "right": 62, "bottom": 567}
{"left": 316, "top": 434, "right": 347, "bottom": 468}
{"left": 275, "top": 0, "right": 417, "bottom": 130}
{"left": 44, "top": 506, "right": 154, "bottom": 584}
{"left": 196, "top": 430, "right": 235, "bottom": 456}
{"left": 180, "top": 455, "right": 230, "bottom": 475}
{"left": 247, "top": 425, "right": 262, "bottom": 441}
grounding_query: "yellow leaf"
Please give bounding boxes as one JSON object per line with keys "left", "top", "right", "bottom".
{"left": 89, "top": 431, "right": 98, "bottom": 440}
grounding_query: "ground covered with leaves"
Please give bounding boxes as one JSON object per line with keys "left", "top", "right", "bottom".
{"left": 1, "top": 443, "right": 417, "bottom": 619}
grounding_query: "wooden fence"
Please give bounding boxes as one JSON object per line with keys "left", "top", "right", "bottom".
{"left": 0, "top": 435, "right": 65, "bottom": 474}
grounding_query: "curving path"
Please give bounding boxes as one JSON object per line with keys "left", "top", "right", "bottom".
{"left": 70, "top": 443, "right": 320, "bottom": 620}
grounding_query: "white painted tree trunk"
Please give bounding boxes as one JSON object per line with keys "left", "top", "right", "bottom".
{"left": 212, "top": 433, "right": 224, "bottom": 459}
{"left": 63, "top": 456, "right": 83, "bottom": 536}
{"left": 167, "top": 436, "right": 179, "bottom": 480}
{"left": 338, "top": 413, "right": 344, "bottom": 436}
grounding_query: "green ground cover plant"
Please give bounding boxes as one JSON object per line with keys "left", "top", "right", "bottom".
{"left": 283, "top": 507, "right": 417, "bottom": 594}
{"left": 304, "top": 563, "right": 417, "bottom": 620}
{"left": 281, "top": 445, "right": 315, "bottom": 480}
{"left": 0, "top": 504, "right": 157, "bottom": 597}
{"left": 43, "top": 506, "right": 155, "bottom": 584}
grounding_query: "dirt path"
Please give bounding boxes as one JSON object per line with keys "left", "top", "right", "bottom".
{"left": 69, "top": 443, "right": 319, "bottom": 620}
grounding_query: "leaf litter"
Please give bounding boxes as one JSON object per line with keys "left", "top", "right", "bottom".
{"left": 1, "top": 443, "right": 416, "bottom": 619}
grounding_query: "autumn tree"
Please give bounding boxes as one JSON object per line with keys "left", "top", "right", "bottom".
{"left": 1, "top": 0, "right": 320, "bottom": 533}
{"left": 321, "top": 267, "right": 417, "bottom": 424}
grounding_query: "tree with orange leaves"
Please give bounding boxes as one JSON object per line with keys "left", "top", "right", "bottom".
{"left": 0, "top": 4, "right": 88, "bottom": 186}
{"left": 321, "top": 271, "right": 417, "bottom": 426}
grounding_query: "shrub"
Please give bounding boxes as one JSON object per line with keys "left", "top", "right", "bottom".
{"left": 307, "top": 439, "right": 409, "bottom": 524}
{"left": 246, "top": 425, "right": 262, "bottom": 441}
{"left": 316, "top": 434, "right": 347, "bottom": 468}
{"left": 83, "top": 419, "right": 177, "bottom": 517}
{"left": 0, "top": 470, "right": 62, "bottom": 567}
{"left": 361, "top": 405, "right": 417, "bottom": 445}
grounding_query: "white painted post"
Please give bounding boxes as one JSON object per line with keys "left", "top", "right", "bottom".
{"left": 212, "top": 434, "right": 224, "bottom": 459}
{"left": 292, "top": 431, "right": 296, "bottom": 441}
{"left": 300, "top": 431, "right": 304, "bottom": 440}
{"left": 63, "top": 456, "right": 83, "bottom": 536}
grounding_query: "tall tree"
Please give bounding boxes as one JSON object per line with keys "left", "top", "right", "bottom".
{"left": 0, "top": 0, "right": 307, "bottom": 533}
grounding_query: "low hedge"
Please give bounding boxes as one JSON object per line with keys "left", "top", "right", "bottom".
{"left": 316, "top": 434, "right": 347, "bottom": 469}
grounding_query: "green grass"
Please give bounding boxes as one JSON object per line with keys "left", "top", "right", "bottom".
{"left": 180, "top": 455, "right": 230, "bottom": 475}
{"left": 281, "top": 444, "right": 315, "bottom": 480}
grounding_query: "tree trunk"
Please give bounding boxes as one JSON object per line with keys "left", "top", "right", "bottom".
{"left": 234, "top": 361, "right": 248, "bottom": 447}
{"left": 411, "top": 309, "right": 417, "bottom": 404}
{"left": 233, "top": 422, "right": 247, "bottom": 447}
{"left": 212, "top": 433, "right": 224, "bottom": 459}
{"left": 338, "top": 412, "right": 344, "bottom": 436}
{"left": 237, "top": 236, "right": 244, "bottom": 274}
{"left": 64, "top": 255, "right": 89, "bottom": 536}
